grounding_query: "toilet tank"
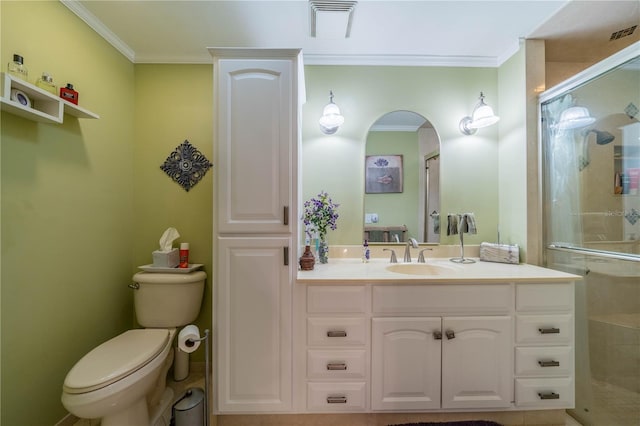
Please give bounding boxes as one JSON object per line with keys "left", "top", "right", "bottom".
{"left": 132, "top": 271, "right": 206, "bottom": 328}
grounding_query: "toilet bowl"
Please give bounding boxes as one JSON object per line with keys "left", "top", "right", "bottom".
{"left": 61, "top": 271, "right": 206, "bottom": 426}
{"left": 62, "top": 329, "right": 175, "bottom": 426}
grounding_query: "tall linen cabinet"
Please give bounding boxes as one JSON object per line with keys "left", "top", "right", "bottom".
{"left": 211, "top": 48, "right": 302, "bottom": 413}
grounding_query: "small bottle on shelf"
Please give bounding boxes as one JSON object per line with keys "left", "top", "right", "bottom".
{"left": 60, "top": 83, "right": 79, "bottom": 105}
{"left": 7, "top": 54, "right": 28, "bottom": 81}
{"left": 36, "top": 72, "right": 57, "bottom": 95}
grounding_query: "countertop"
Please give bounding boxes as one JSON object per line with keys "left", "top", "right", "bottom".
{"left": 296, "top": 258, "right": 580, "bottom": 283}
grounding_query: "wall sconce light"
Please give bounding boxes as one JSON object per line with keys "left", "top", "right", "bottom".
{"left": 319, "top": 90, "right": 344, "bottom": 135}
{"left": 459, "top": 92, "right": 500, "bottom": 135}
{"left": 556, "top": 106, "right": 596, "bottom": 130}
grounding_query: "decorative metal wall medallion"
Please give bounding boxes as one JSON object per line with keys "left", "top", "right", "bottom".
{"left": 161, "top": 140, "right": 213, "bottom": 191}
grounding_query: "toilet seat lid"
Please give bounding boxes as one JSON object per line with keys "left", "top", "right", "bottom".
{"left": 63, "top": 329, "right": 169, "bottom": 393}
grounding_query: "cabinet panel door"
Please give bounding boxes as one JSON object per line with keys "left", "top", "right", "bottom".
{"left": 371, "top": 317, "right": 442, "bottom": 410}
{"left": 441, "top": 316, "right": 512, "bottom": 409}
{"left": 217, "top": 237, "right": 292, "bottom": 412}
{"left": 216, "top": 58, "right": 293, "bottom": 234}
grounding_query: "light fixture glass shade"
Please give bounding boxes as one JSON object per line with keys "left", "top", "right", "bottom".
{"left": 556, "top": 106, "right": 596, "bottom": 130}
{"left": 459, "top": 92, "right": 499, "bottom": 135}
{"left": 319, "top": 91, "right": 344, "bottom": 135}
{"left": 467, "top": 103, "right": 500, "bottom": 129}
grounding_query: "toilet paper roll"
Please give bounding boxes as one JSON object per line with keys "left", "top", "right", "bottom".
{"left": 178, "top": 324, "right": 201, "bottom": 353}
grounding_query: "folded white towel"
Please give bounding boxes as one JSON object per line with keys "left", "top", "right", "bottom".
{"left": 480, "top": 242, "right": 519, "bottom": 264}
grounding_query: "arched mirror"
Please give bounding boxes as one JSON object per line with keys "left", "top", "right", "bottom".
{"left": 363, "top": 111, "right": 441, "bottom": 244}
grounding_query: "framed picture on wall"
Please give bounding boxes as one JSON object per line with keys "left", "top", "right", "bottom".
{"left": 365, "top": 155, "right": 403, "bottom": 193}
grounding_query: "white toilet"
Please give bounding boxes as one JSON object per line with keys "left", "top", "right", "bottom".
{"left": 61, "top": 270, "right": 206, "bottom": 426}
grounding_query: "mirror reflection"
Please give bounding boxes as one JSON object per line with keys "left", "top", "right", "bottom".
{"left": 364, "top": 111, "right": 441, "bottom": 244}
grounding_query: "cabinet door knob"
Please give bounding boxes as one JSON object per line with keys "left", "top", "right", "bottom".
{"left": 538, "top": 327, "right": 560, "bottom": 334}
{"left": 433, "top": 331, "right": 442, "bottom": 340}
{"left": 283, "top": 206, "right": 289, "bottom": 225}
{"left": 445, "top": 330, "right": 455, "bottom": 340}
{"left": 327, "top": 395, "right": 347, "bottom": 404}
{"left": 327, "top": 330, "right": 347, "bottom": 338}
{"left": 538, "top": 392, "right": 560, "bottom": 400}
{"left": 538, "top": 360, "right": 560, "bottom": 367}
{"left": 327, "top": 362, "right": 347, "bottom": 371}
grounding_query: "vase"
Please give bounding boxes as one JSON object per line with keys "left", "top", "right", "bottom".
{"left": 299, "top": 245, "right": 315, "bottom": 271}
{"left": 318, "top": 237, "right": 329, "bottom": 264}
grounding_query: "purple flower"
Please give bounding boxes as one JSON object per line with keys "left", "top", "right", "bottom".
{"left": 302, "top": 191, "right": 340, "bottom": 240}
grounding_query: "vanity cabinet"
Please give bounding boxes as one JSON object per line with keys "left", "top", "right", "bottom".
{"left": 296, "top": 278, "right": 575, "bottom": 414}
{"left": 514, "top": 283, "right": 575, "bottom": 408}
{"left": 212, "top": 49, "right": 301, "bottom": 413}
{"left": 371, "top": 286, "right": 512, "bottom": 411}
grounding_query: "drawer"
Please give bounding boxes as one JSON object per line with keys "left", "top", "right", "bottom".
{"left": 516, "top": 314, "right": 573, "bottom": 345}
{"left": 307, "top": 286, "right": 367, "bottom": 313}
{"left": 307, "top": 349, "right": 366, "bottom": 379}
{"left": 307, "top": 382, "right": 366, "bottom": 411}
{"left": 515, "top": 346, "right": 573, "bottom": 377}
{"left": 373, "top": 285, "right": 511, "bottom": 314}
{"left": 515, "top": 377, "right": 574, "bottom": 408}
{"left": 516, "top": 283, "right": 573, "bottom": 312}
{"left": 307, "top": 317, "right": 367, "bottom": 346}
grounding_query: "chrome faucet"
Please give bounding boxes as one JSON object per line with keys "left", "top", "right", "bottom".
{"left": 383, "top": 248, "right": 397, "bottom": 263}
{"left": 404, "top": 238, "right": 419, "bottom": 262}
{"left": 417, "top": 248, "right": 433, "bottom": 263}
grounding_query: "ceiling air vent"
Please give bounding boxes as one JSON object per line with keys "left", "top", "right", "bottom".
{"left": 610, "top": 25, "right": 637, "bottom": 41}
{"left": 310, "top": 1, "right": 357, "bottom": 39}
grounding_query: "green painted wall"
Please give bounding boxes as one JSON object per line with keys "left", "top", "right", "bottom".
{"left": 132, "top": 64, "right": 213, "bottom": 351}
{"left": 301, "top": 66, "right": 501, "bottom": 246}
{"left": 1, "top": 2, "right": 135, "bottom": 424}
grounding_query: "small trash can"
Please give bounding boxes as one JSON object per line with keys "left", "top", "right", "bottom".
{"left": 172, "top": 387, "right": 205, "bottom": 426}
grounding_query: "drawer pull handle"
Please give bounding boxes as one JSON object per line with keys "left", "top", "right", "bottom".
{"left": 327, "top": 395, "right": 347, "bottom": 404}
{"left": 538, "top": 360, "right": 560, "bottom": 367}
{"left": 538, "top": 327, "right": 560, "bottom": 334}
{"left": 327, "top": 330, "right": 347, "bottom": 338}
{"left": 538, "top": 392, "right": 560, "bottom": 400}
{"left": 445, "top": 330, "right": 455, "bottom": 340}
{"left": 283, "top": 206, "right": 289, "bottom": 225}
{"left": 433, "top": 331, "right": 442, "bottom": 340}
{"left": 327, "top": 363, "right": 347, "bottom": 371}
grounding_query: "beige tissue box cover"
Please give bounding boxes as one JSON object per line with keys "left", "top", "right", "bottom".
{"left": 152, "top": 248, "right": 179, "bottom": 268}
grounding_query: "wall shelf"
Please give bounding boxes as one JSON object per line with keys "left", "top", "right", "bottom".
{"left": 0, "top": 72, "right": 99, "bottom": 123}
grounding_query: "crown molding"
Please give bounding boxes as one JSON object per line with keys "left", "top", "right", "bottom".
{"left": 302, "top": 53, "right": 500, "bottom": 67}
{"left": 61, "top": 0, "right": 136, "bottom": 63}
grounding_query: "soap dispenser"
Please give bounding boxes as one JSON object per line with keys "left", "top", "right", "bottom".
{"left": 362, "top": 240, "right": 370, "bottom": 263}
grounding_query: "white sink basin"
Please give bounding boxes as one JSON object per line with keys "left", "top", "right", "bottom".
{"left": 385, "top": 262, "right": 461, "bottom": 276}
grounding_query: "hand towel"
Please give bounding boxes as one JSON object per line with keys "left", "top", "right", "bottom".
{"left": 447, "top": 214, "right": 458, "bottom": 235}
{"left": 464, "top": 213, "right": 477, "bottom": 234}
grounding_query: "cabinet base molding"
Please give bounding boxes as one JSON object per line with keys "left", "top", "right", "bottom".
{"left": 215, "top": 409, "right": 567, "bottom": 426}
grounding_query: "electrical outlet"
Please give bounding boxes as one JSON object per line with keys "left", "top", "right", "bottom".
{"left": 365, "top": 213, "right": 379, "bottom": 224}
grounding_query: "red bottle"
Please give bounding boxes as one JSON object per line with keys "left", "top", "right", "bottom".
{"left": 60, "top": 83, "right": 79, "bottom": 105}
{"left": 179, "top": 243, "right": 189, "bottom": 268}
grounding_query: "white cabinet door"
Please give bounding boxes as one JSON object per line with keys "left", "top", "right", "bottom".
{"left": 217, "top": 236, "right": 292, "bottom": 412}
{"left": 215, "top": 57, "right": 294, "bottom": 234}
{"left": 371, "top": 317, "right": 442, "bottom": 410}
{"left": 441, "top": 316, "right": 512, "bottom": 409}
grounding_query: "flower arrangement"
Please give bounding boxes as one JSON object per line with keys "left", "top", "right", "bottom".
{"left": 302, "top": 191, "right": 340, "bottom": 241}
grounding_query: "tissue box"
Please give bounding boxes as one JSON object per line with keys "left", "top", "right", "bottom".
{"left": 480, "top": 242, "right": 519, "bottom": 264}
{"left": 152, "top": 249, "right": 179, "bottom": 268}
